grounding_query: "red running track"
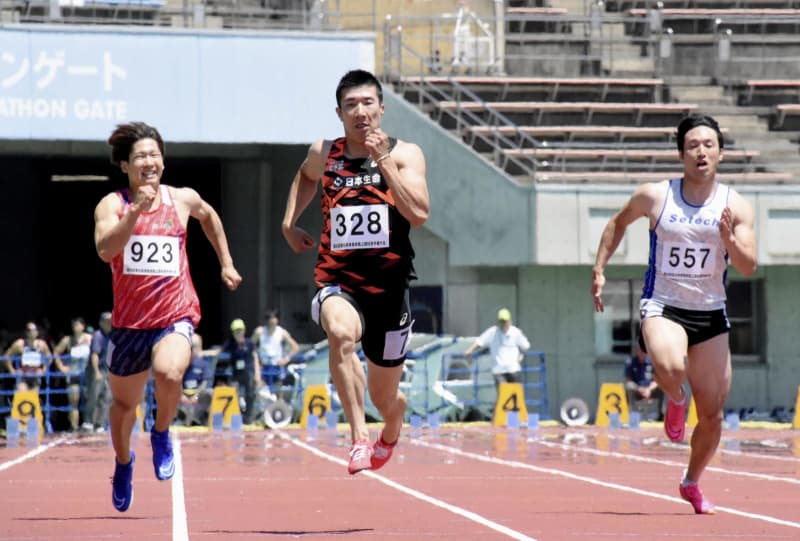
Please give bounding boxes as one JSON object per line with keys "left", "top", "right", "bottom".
{"left": 1, "top": 424, "right": 799, "bottom": 540}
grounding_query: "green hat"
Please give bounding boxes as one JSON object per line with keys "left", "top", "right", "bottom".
{"left": 230, "top": 318, "right": 246, "bottom": 331}
{"left": 497, "top": 308, "right": 511, "bottom": 321}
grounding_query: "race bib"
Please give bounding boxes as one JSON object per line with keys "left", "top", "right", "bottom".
{"left": 383, "top": 321, "right": 414, "bottom": 361}
{"left": 330, "top": 204, "right": 389, "bottom": 251}
{"left": 70, "top": 344, "right": 90, "bottom": 360}
{"left": 123, "top": 235, "right": 180, "bottom": 276}
{"left": 660, "top": 241, "right": 716, "bottom": 279}
{"left": 21, "top": 351, "right": 42, "bottom": 368}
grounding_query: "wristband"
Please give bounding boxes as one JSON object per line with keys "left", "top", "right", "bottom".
{"left": 376, "top": 153, "right": 391, "bottom": 163}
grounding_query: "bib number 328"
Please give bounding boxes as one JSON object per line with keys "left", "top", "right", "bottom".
{"left": 330, "top": 204, "right": 389, "bottom": 251}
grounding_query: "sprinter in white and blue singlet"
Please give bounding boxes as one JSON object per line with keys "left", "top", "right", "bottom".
{"left": 591, "top": 115, "right": 757, "bottom": 515}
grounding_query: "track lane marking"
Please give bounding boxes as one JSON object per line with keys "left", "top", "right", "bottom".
{"left": 0, "top": 438, "right": 67, "bottom": 472}
{"left": 410, "top": 438, "right": 800, "bottom": 530}
{"left": 277, "top": 432, "right": 539, "bottom": 541}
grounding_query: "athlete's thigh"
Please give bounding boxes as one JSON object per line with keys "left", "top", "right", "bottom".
{"left": 641, "top": 316, "right": 689, "bottom": 373}
{"left": 109, "top": 370, "right": 150, "bottom": 408}
{"left": 152, "top": 332, "right": 192, "bottom": 377}
{"left": 320, "top": 295, "right": 362, "bottom": 343}
{"left": 686, "top": 333, "right": 731, "bottom": 412}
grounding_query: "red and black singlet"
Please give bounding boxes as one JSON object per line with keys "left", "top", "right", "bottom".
{"left": 313, "top": 137, "right": 416, "bottom": 295}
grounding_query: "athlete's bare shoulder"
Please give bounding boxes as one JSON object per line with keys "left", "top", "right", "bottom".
{"left": 94, "top": 190, "right": 123, "bottom": 223}
{"left": 167, "top": 184, "right": 204, "bottom": 224}
{"left": 616, "top": 179, "right": 669, "bottom": 226}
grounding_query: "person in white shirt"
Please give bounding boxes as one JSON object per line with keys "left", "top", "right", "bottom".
{"left": 463, "top": 308, "right": 531, "bottom": 387}
{"left": 251, "top": 309, "right": 300, "bottom": 393}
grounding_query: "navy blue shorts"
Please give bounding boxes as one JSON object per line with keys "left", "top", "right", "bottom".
{"left": 108, "top": 319, "right": 194, "bottom": 377}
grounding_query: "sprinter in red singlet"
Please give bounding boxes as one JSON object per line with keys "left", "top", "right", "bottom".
{"left": 283, "top": 70, "right": 430, "bottom": 474}
{"left": 94, "top": 122, "right": 241, "bottom": 512}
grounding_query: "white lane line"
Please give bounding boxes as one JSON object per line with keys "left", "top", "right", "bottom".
{"left": 593, "top": 429, "right": 800, "bottom": 465}
{"left": 530, "top": 438, "right": 800, "bottom": 485}
{"left": 0, "top": 438, "right": 67, "bottom": 472}
{"left": 172, "top": 435, "right": 189, "bottom": 541}
{"left": 410, "top": 438, "right": 800, "bottom": 530}
{"left": 277, "top": 432, "right": 539, "bottom": 541}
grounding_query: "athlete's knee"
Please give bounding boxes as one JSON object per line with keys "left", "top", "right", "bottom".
{"left": 326, "top": 323, "right": 358, "bottom": 356}
{"left": 370, "top": 386, "right": 406, "bottom": 415}
{"left": 154, "top": 366, "right": 184, "bottom": 387}
{"left": 111, "top": 396, "right": 138, "bottom": 414}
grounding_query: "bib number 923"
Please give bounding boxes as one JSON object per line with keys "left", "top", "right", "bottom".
{"left": 124, "top": 235, "right": 180, "bottom": 276}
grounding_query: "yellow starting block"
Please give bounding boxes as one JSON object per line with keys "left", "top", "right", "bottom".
{"left": 207, "top": 385, "right": 241, "bottom": 429}
{"left": 793, "top": 385, "right": 800, "bottom": 429}
{"left": 300, "top": 384, "right": 330, "bottom": 428}
{"left": 492, "top": 382, "right": 528, "bottom": 426}
{"left": 687, "top": 396, "right": 698, "bottom": 428}
{"left": 11, "top": 389, "right": 43, "bottom": 433}
{"left": 595, "top": 382, "right": 630, "bottom": 426}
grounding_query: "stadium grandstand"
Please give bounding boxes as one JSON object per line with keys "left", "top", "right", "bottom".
{"left": 2, "top": 0, "right": 800, "bottom": 429}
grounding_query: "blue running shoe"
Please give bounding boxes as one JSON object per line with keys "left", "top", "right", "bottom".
{"left": 150, "top": 429, "right": 175, "bottom": 481}
{"left": 111, "top": 451, "right": 135, "bottom": 512}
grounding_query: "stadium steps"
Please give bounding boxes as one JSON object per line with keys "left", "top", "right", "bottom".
{"left": 668, "top": 83, "right": 800, "bottom": 179}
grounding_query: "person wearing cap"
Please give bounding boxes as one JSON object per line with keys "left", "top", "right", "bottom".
{"left": 83, "top": 311, "right": 113, "bottom": 432}
{"left": 463, "top": 308, "right": 531, "bottom": 388}
{"left": 218, "top": 318, "right": 261, "bottom": 424}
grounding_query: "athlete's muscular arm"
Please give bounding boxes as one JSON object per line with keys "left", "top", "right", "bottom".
{"left": 177, "top": 187, "right": 242, "bottom": 291}
{"left": 51, "top": 336, "right": 71, "bottom": 373}
{"left": 720, "top": 190, "right": 757, "bottom": 277}
{"left": 4, "top": 340, "right": 21, "bottom": 374}
{"left": 592, "top": 181, "right": 663, "bottom": 312}
{"left": 366, "top": 130, "right": 430, "bottom": 227}
{"left": 94, "top": 187, "right": 155, "bottom": 263}
{"left": 282, "top": 140, "right": 326, "bottom": 253}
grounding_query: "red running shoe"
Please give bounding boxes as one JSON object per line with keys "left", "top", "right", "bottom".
{"left": 679, "top": 482, "right": 716, "bottom": 514}
{"left": 370, "top": 430, "right": 398, "bottom": 471}
{"left": 664, "top": 395, "right": 687, "bottom": 443}
{"left": 347, "top": 440, "right": 372, "bottom": 475}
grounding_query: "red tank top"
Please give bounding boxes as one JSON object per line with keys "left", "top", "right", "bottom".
{"left": 314, "top": 137, "right": 416, "bottom": 295}
{"left": 110, "top": 185, "right": 201, "bottom": 329}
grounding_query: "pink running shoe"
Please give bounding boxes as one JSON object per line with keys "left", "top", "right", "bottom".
{"left": 664, "top": 396, "right": 687, "bottom": 443}
{"left": 347, "top": 440, "right": 373, "bottom": 475}
{"left": 679, "top": 483, "right": 716, "bottom": 514}
{"left": 370, "top": 430, "right": 398, "bottom": 471}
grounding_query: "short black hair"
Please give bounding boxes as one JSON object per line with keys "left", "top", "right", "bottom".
{"left": 264, "top": 309, "right": 279, "bottom": 321}
{"left": 676, "top": 114, "right": 724, "bottom": 153}
{"left": 335, "top": 69, "right": 383, "bottom": 107}
{"left": 108, "top": 122, "right": 165, "bottom": 166}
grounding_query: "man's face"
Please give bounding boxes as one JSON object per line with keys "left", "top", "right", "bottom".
{"left": 121, "top": 138, "right": 164, "bottom": 188}
{"left": 680, "top": 125, "right": 722, "bottom": 181}
{"left": 336, "top": 84, "right": 384, "bottom": 140}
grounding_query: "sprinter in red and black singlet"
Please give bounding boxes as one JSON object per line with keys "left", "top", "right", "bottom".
{"left": 95, "top": 122, "right": 241, "bottom": 513}
{"left": 314, "top": 135, "right": 416, "bottom": 295}
{"left": 283, "top": 70, "right": 430, "bottom": 476}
